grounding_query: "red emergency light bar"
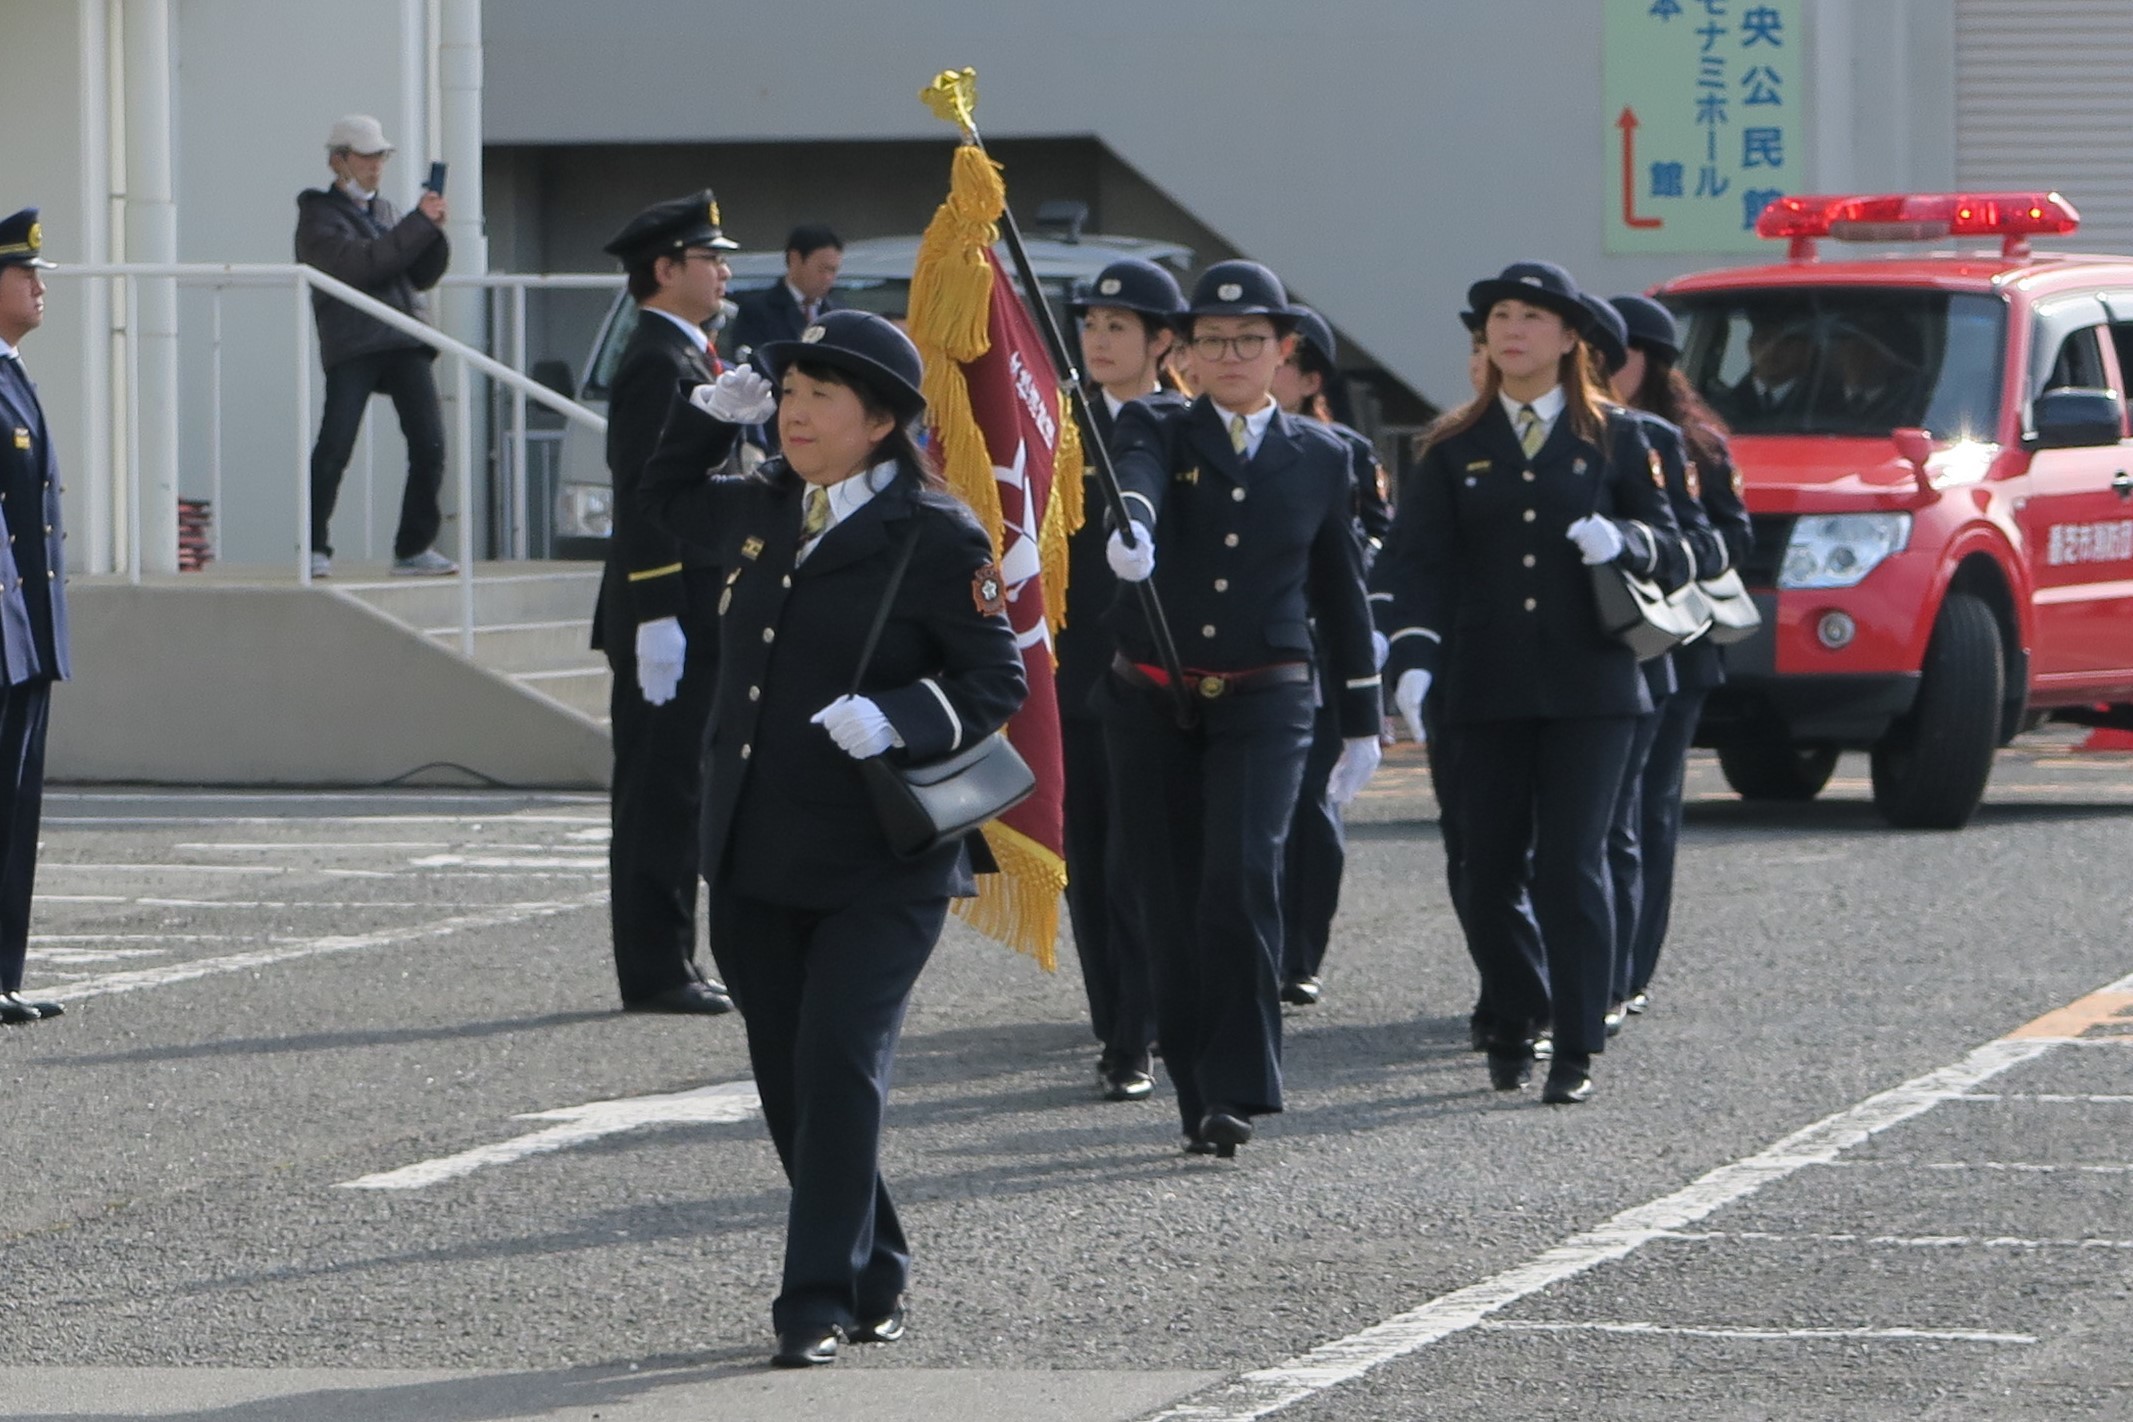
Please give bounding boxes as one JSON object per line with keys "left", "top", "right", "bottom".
{"left": 1755, "top": 191, "right": 2081, "bottom": 260}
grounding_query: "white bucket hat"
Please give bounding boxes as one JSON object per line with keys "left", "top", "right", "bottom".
{"left": 325, "top": 114, "right": 395, "bottom": 157}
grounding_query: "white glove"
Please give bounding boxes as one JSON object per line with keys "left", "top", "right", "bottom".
{"left": 809, "top": 693, "right": 900, "bottom": 759}
{"left": 634, "top": 616, "right": 686, "bottom": 706}
{"left": 1395, "top": 668, "right": 1433, "bottom": 746}
{"left": 1106, "top": 522, "right": 1156, "bottom": 582}
{"left": 1326, "top": 735, "right": 1383, "bottom": 807}
{"left": 691, "top": 366, "right": 777, "bottom": 424}
{"left": 1371, "top": 629, "right": 1390, "bottom": 670}
{"left": 1567, "top": 514, "right": 1626, "bottom": 566}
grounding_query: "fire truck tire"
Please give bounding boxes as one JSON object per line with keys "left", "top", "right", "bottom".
{"left": 1716, "top": 740, "right": 1841, "bottom": 801}
{"left": 1869, "top": 593, "right": 2002, "bottom": 830}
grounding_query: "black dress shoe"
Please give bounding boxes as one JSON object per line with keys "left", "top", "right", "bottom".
{"left": 622, "top": 981, "right": 734, "bottom": 1016}
{"left": 23, "top": 997, "right": 63, "bottom": 1019}
{"left": 1532, "top": 1030, "right": 1554, "bottom": 1060}
{"left": 1182, "top": 1134, "right": 1218, "bottom": 1156}
{"left": 1196, "top": 1107, "right": 1252, "bottom": 1159}
{"left": 1604, "top": 1001, "right": 1627, "bottom": 1036}
{"left": 771, "top": 1324, "right": 841, "bottom": 1367}
{"left": 849, "top": 1302, "right": 906, "bottom": 1344}
{"left": 0, "top": 995, "right": 39, "bottom": 1026}
{"left": 1486, "top": 1046, "right": 1534, "bottom": 1092}
{"left": 1624, "top": 990, "right": 1650, "bottom": 1016}
{"left": 1098, "top": 1051, "right": 1155, "bottom": 1102}
{"left": 1542, "top": 1060, "right": 1595, "bottom": 1105}
{"left": 1280, "top": 975, "right": 1322, "bottom": 1007}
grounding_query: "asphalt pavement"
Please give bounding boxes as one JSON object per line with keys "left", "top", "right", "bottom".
{"left": 1, "top": 737, "right": 2129, "bottom": 1420}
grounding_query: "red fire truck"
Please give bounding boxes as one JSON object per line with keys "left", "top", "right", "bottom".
{"left": 1658, "top": 192, "right": 2133, "bottom": 828}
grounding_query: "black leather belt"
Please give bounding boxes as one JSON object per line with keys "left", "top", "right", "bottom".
{"left": 1112, "top": 653, "right": 1312, "bottom": 701}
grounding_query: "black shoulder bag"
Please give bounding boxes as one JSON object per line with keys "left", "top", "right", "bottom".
{"left": 1587, "top": 414, "right": 1713, "bottom": 661}
{"left": 849, "top": 522, "right": 1036, "bottom": 860}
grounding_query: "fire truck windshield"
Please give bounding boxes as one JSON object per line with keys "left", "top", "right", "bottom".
{"left": 1668, "top": 289, "right": 2006, "bottom": 441}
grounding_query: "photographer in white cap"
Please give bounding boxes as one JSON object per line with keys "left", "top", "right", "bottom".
{"left": 294, "top": 114, "right": 455, "bottom": 577}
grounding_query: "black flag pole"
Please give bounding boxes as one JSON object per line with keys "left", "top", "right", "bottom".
{"left": 923, "top": 70, "right": 1197, "bottom": 728}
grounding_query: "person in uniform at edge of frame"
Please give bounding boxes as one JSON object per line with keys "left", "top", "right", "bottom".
{"left": 1379, "top": 261, "right": 1684, "bottom": 1105}
{"left": 1609, "top": 293, "right": 1751, "bottom": 1015}
{"left": 1100, "top": 259, "right": 1383, "bottom": 1157}
{"left": 0, "top": 208, "right": 70, "bottom": 1027}
{"left": 1060, "top": 257, "right": 1187, "bottom": 1103}
{"left": 635, "top": 309, "right": 1026, "bottom": 1368}
{"left": 591, "top": 191, "right": 742, "bottom": 1017}
{"left": 1269, "top": 304, "right": 1392, "bottom": 1008}
{"left": 1578, "top": 293, "right": 1725, "bottom": 1036}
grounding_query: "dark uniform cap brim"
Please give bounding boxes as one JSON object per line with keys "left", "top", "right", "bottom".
{"left": 1182, "top": 260, "right": 1294, "bottom": 328}
{"left": 1609, "top": 295, "right": 1681, "bottom": 361}
{"left": 0, "top": 208, "right": 55, "bottom": 270}
{"left": 602, "top": 190, "right": 740, "bottom": 263}
{"left": 1069, "top": 259, "right": 1186, "bottom": 319}
{"left": 1579, "top": 296, "right": 1630, "bottom": 373}
{"left": 1458, "top": 309, "right": 1483, "bottom": 334}
{"left": 1467, "top": 273, "right": 1596, "bottom": 339}
{"left": 760, "top": 312, "right": 927, "bottom": 423}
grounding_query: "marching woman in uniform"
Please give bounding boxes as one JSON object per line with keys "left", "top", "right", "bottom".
{"left": 1100, "top": 260, "right": 1383, "bottom": 1157}
{"left": 1379, "top": 262, "right": 1682, "bottom": 1104}
{"left": 1271, "top": 305, "right": 1392, "bottom": 1006}
{"left": 1060, "top": 258, "right": 1186, "bottom": 1102}
{"left": 638, "top": 310, "right": 1026, "bottom": 1367}
{"left": 1609, "top": 293, "right": 1752, "bottom": 1013}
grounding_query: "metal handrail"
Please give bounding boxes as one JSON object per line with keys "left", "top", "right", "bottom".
{"left": 46, "top": 262, "right": 611, "bottom": 655}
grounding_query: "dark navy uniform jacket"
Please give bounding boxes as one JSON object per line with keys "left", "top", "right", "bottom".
{"left": 1109, "top": 396, "right": 1382, "bottom": 739}
{"left": 0, "top": 356, "right": 69, "bottom": 684}
{"left": 1379, "top": 400, "right": 1681, "bottom": 725}
{"left": 638, "top": 397, "right": 1027, "bottom": 909}
{"left": 1327, "top": 420, "right": 1393, "bottom": 558}
{"left": 1675, "top": 425, "right": 1752, "bottom": 694}
{"left": 1635, "top": 411, "right": 1724, "bottom": 702}
{"left": 1056, "top": 386, "right": 1185, "bottom": 722}
{"left": 592, "top": 311, "right": 720, "bottom": 655}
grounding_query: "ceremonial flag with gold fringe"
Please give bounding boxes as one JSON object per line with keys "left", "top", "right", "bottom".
{"left": 907, "top": 139, "right": 1081, "bottom": 971}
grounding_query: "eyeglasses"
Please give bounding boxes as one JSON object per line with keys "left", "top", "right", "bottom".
{"left": 1190, "top": 333, "right": 1272, "bottom": 362}
{"left": 682, "top": 251, "right": 730, "bottom": 268}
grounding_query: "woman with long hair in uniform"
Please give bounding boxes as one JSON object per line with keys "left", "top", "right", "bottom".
{"left": 1061, "top": 258, "right": 1186, "bottom": 1102}
{"left": 1378, "top": 261, "right": 1682, "bottom": 1104}
{"left": 1609, "top": 293, "right": 1751, "bottom": 1013}
{"left": 1271, "top": 305, "right": 1392, "bottom": 1006}
{"left": 1100, "top": 260, "right": 1383, "bottom": 1156}
{"left": 638, "top": 310, "right": 1026, "bottom": 1366}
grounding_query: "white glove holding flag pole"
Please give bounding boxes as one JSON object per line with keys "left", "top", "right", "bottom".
{"left": 1566, "top": 514, "right": 1626, "bottom": 565}
{"left": 1371, "top": 630, "right": 1390, "bottom": 669}
{"left": 1106, "top": 522, "right": 1157, "bottom": 582}
{"left": 692, "top": 367, "right": 778, "bottom": 424}
{"left": 1326, "top": 735, "right": 1383, "bottom": 806}
{"left": 810, "top": 694, "right": 900, "bottom": 759}
{"left": 634, "top": 617, "right": 686, "bottom": 706}
{"left": 1395, "top": 668, "right": 1432, "bottom": 746}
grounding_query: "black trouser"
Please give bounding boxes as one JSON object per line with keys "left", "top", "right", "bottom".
{"left": 308, "top": 348, "right": 447, "bottom": 559}
{"left": 1100, "top": 675, "right": 1313, "bottom": 1134}
{"left": 1281, "top": 694, "right": 1346, "bottom": 983}
{"left": 1607, "top": 707, "right": 1665, "bottom": 1004}
{"left": 605, "top": 615, "right": 718, "bottom": 1002}
{"left": 1061, "top": 715, "right": 1153, "bottom": 1059}
{"left": 1628, "top": 687, "right": 1706, "bottom": 996}
{"left": 709, "top": 887, "right": 945, "bottom": 1334}
{"left": 0, "top": 676, "right": 49, "bottom": 994}
{"left": 1456, "top": 716, "right": 1637, "bottom": 1060}
{"left": 1429, "top": 706, "right": 1545, "bottom": 1041}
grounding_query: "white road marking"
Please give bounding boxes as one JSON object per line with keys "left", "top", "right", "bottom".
{"left": 31, "top": 947, "right": 174, "bottom": 965}
{"left": 1952, "top": 1092, "right": 2133, "bottom": 1104}
{"left": 48, "top": 894, "right": 606, "bottom": 1002}
{"left": 1477, "top": 1320, "right": 2035, "bottom": 1346}
{"left": 408, "top": 854, "right": 607, "bottom": 870}
{"left": 34, "top": 897, "right": 573, "bottom": 910}
{"left": 44, "top": 814, "right": 610, "bottom": 827}
{"left": 1660, "top": 1229, "right": 2133, "bottom": 1251}
{"left": 337, "top": 1080, "right": 762, "bottom": 1190}
{"left": 46, "top": 790, "right": 603, "bottom": 804}
{"left": 1150, "top": 967, "right": 2133, "bottom": 1422}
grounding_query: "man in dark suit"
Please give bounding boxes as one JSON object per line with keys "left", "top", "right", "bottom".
{"left": 1715, "top": 308, "right": 1814, "bottom": 431}
{"left": 729, "top": 224, "right": 843, "bottom": 359}
{"left": 592, "top": 192, "right": 741, "bottom": 1016}
{"left": 0, "top": 208, "right": 70, "bottom": 1025}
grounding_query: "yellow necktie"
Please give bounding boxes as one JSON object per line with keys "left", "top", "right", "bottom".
{"left": 801, "top": 485, "right": 831, "bottom": 539}
{"left": 1229, "top": 413, "right": 1249, "bottom": 455}
{"left": 1517, "top": 405, "right": 1545, "bottom": 458}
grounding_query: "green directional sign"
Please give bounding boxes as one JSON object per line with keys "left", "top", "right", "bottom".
{"left": 1603, "top": 0, "right": 1805, "bottom": 254}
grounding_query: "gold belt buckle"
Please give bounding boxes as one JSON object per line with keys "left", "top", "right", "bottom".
{"left": 1197, "top": 674, "right": 1228, "bottom": 700}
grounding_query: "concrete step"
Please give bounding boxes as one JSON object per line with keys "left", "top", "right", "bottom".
{"left": 514, "top": 664, "right": 613, "bottom": 724}
{"left": 333, "top": 562, "right": 602, "bottom": 629}
{"left": 421, "top": 619, "right": 601, "bottom": 676}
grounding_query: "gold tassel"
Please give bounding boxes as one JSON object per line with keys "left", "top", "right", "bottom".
{"left": 1037, "top": 385, "right": 1084, "bottom": 642}
{"left": 953, "top": 820, "right": 1065, "bottom": 972}
{"left": 909, "top": 143, "right": 1009, "bottom": 551}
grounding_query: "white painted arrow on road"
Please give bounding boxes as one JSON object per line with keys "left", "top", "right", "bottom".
{"left": 337, "top": 1080, "right": 762, "bottom": 1190}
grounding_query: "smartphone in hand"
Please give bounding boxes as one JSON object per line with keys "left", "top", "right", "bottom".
{"left": 425, "top": 161, "right": 448, "bottom": 197}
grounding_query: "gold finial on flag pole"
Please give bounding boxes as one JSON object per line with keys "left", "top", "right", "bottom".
{"left": 921, "top": 67, "right": 980, "bottom": 138}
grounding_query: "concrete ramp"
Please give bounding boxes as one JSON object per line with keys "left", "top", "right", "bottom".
{"left": 48, "top": 563, "right": 613, "bottom": 788}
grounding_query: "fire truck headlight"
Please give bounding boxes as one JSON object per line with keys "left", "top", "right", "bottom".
{"left": 1779, "top": 513, "right": 1912, "bottom": 590}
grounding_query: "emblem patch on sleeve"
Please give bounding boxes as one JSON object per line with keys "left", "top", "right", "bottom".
{"left": 1648, "top": 450, "right": 1666, "bottom": 489}
{"left": 972, "top": 562, "right": 1006, "bottom": 616}
{"left": 1732, "top": 465, "right": 1745, "bottom": 497}
{"left": 1685, "top": 460, "right": 1702, "bottom": 499}
{"left": 741, "top": 536, "right": 765, "bottom": 561}
{"left": 1175, "top": 465, "right": 1201, "bottom": 486}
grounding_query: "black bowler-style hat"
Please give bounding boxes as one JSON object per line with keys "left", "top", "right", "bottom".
{"left": 1071, "top": 258, "right": 1185, "bottom": 319}
{"left": 1466, "top": 260, "right": 1595, "bottom": 338}
{"left": 1290, "top": 305, "right": 1338, "bottom": 367}
{"left": 762, "top": 309, "right": 927, "bottom": 422}
{"left": 0, "top": 209, "right": 56, "bottom": 270}
{"left": 602, "top": 189, "right": 740, "bottom": 266}
{"left": 1182, "top": 259, "right": 1294, "bottom": 326}
{"left": 1579, "top": 293, "right": 1631, "bottom": 375}
{"left": 1458, "top": 308, "right": 1483, "bottom": 334}
{"left": 1610, "top": 294, "right": 1682, "bottom": 362}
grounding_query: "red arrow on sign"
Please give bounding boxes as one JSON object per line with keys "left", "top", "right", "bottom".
{"left": 1618, "top": 107, "right": 1664, "bottom": 231}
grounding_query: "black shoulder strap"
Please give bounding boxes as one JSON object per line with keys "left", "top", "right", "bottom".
{"left": 848, "top": 519, "right": 926, "bottom": 697}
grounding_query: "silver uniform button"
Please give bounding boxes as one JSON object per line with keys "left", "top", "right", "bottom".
{"left": 748, "top": 686, "right": 760, "bottom": 702}
{"left": 1523, "top": 509, "right": 1537, "bottom": 523}
{"left": 1224, "top": 533, "right": 1240, "bottom": 547}
{"left": 1523, "top": 470, "right": 1536, "bottom": 482}
{"left": 1523, "top": 554, "right": 1536, "bottom": 568}
{"left": 740, "top": 744, "right": 751, "bottom": 759}
{"left": 1231, "top": 487, "right": 1246, "bottom": 502}
{"left": 782, "top": 575, "right": 792, "bottom": 588}
{"left": 1202, "top": 624, "right": 1217, "bottom": 638}
{"left": 1524, "top": 597, "right": 1537, "bottom": 611}
{"left": 1214, "top": 578, "right": 1229, "bottom": 592}
{"left": 761, "top": 627, "right": 775, "bottom": 643}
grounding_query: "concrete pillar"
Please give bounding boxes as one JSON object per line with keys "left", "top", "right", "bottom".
{"left": 120, "top": 0, "right": 177, "bottom": 575}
